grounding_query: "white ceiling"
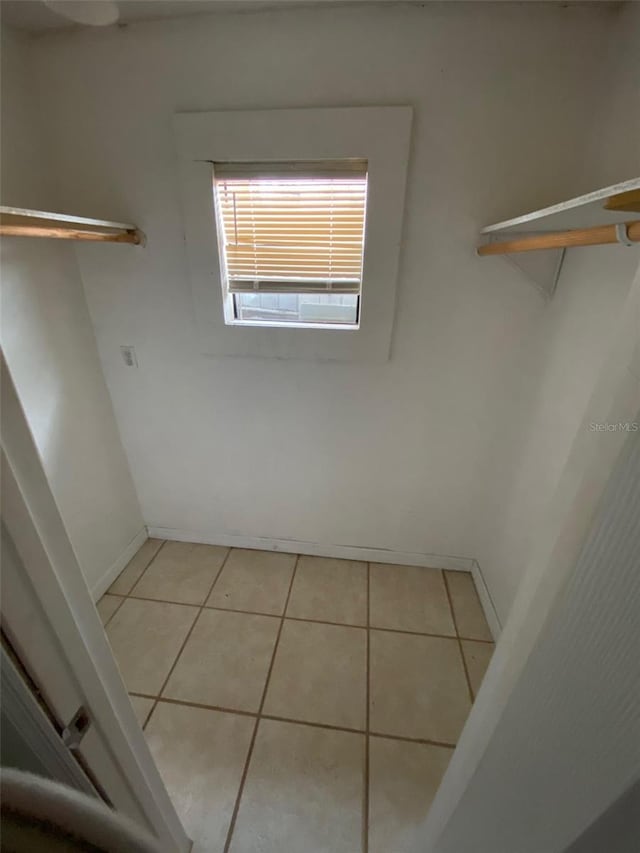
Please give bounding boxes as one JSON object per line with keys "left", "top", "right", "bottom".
{"left": 0, "top": 0, "right": 603, "bottom": 33}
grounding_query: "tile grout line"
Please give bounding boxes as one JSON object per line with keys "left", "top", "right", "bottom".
{"left": 222, "top": 555, "right": 300, "bottom": 853}
{"left": 140, "top": 694, "right": 258, "bottom": 719}
{"left": 141, "top": 547, "right": 232, "bottom": 731}
{"left": 442, "top": 570, "right": 475, "bottom": 704}
{"left": 102, "top": 595, "right": 127, "bottom": 630}
{"left": 128, "top": 691, "right": 459, "bottom": 747}
{"left": 368, "top": 623, "right": 488, "bottom": 643}
{"left": 364, "top": 562, "right": 370, "bottom": 853}
{"left": 369, "top": 730, "right": 456, "bottom": 750}
{"left": 127, "top": 689, "right": 459, "bottom": 748}
{"left": 102, "top": 540, "right": 169, "bottom": 629}
{"left": 114, "top": 592, "right": 493, "bottom": 643}
{"left": 127, "top": 539, "right": 168, "bottom": 598}
{"left": 117, "top": 541, "right": 163, "bottom": 732}
{"left": 261, "top": 713, "right": 362, "bottom": 737}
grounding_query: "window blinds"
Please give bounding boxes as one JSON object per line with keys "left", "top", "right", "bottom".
{"left": 214, "top": 161, "right": 367, "bottom": 294}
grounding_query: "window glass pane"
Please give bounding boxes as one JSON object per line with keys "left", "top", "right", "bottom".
{"left": 234, "top": 293, "right": 358, "bottom": 325}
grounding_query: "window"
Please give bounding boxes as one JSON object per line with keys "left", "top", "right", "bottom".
{"left": 213, "top": 161, "right": 368, "bottom": 328}
{"left": 174, "top": 106, "right": 412, "bottom": 361}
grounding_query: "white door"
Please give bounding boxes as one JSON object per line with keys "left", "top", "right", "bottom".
{"left": 1, "top": 355, "right": 190, "bottom": 853}
{"left": 1, "top": 639, "right": 98, "bottom": 796}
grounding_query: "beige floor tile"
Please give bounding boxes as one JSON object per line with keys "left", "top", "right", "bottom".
{"left": 369, "top": 564, "right": 455, "bottom": 635}
{"left": 109, "top": 538, "right": 164, "bottom": 596}
{"left": 286, "top": 556, "right": 367, "bottom": 625}
{"left": 96, "top": 594, "right": 123, "bottom": 626}
{"left": 129, "top": 695, "right": 154, "bottom": 727}
{"left": 264, "top": 620, "right": 366, "bottom": 730}
{"left": 445, "top": 571, "right": 493, "bottom": 640}
{"left": 106, "top": 598, "right": 197, "bottom": 695}
{"left": 461, "top": 640, "right": 494, "bottom": 698}
{"left": 131, "top": 541, "right": 228, "bottom": 605}
{"left": 370, "top": 630, "right": 471, "bottom": 743}
{"left": 163, "top": 609, "right": 279, "bottom": 712}
{"left": 207, "top": 548, "right": 296, "bottom": 615}
{"left": 369, "top": 736, "right": 452, "bottom": 853}
{"left": 146, "top": 702, "right": 254, "bottom": 853}
{"left": 229, "top": 718, "right": 364, "bottom": 853}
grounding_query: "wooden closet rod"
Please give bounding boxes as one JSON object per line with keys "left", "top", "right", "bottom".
{"left": 0, "top": 207, "right": 144, "bottom": 245}
{"left": 478, "top": 220, "right": 640, "bottom": 256}
{"left": 0, "top": 224, "right": 142, "bottom": 244}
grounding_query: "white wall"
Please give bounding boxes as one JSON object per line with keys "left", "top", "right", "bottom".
{"left": 472, "top": 243, "right": 639, "bottom": 620}
{"left": 20, "top": 2, "right": 633, "bottom": 620}
{"left": 1, "top": 27, "right": 145, "bottom": 597}
{"left": 426, "top": 271, "right": 640, "bottom": 852}
{"left": 471, "top": 2, "right": 640, "bottom": 621}
{"left": 580, "top": 1, "right": 640, "bottom": 191}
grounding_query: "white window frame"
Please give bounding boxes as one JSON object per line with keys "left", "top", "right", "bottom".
{"left": 213, "top": 160, "right": 367, "bottom": 331}
{"left": 173, "top": 107, "right": 412, "bottom": 362}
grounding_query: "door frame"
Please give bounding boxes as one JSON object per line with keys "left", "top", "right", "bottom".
{"left": 0, "top": 354, "right": 190, "bottom": 853}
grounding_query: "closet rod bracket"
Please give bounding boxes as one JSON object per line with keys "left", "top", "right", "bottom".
{"left": 615, "top": 223, "right": 634, "bottom": 247}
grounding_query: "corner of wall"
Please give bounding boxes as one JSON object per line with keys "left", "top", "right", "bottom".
{"left": 471, "top": 560, "right": 502, "bottom": 641}
{"left": 90, "top": 527, "right": 148, "bottom": 602}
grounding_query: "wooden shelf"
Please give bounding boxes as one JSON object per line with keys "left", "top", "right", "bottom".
{"left": 0, "top": 206, "right": 144, "bottom": 245}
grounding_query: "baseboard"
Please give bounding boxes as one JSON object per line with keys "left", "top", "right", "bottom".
{"left": 90, "top": 527, "right": 148, "bottom": 602}
{"left": 108, "top": 526, "right": 501, "bottom": 636}
{"left": 94, "top": 524, "right": 501, "bottom": 645}
{"left": 471, "top": 559, "right": 502, "bottom": 640}
{"left": 146, "top": 526, "right": 476, "bottom": 573}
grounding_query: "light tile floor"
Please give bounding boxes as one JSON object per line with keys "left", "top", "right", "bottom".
{"left": 98, "top": 541, "right": 495, "bottom": 853}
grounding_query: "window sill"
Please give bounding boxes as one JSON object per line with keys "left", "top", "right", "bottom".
{"left": 225, "top": 319, "right": 360, "bottom": 331}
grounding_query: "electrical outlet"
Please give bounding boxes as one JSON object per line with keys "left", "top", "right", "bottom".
{"left": 120, "top": 345, "right": 138, "bottom": 368}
